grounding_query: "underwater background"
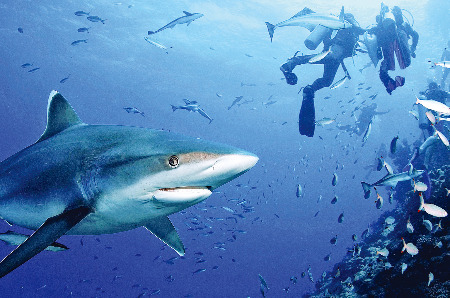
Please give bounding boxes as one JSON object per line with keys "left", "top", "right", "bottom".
{"left": 0, "top": 0, "right": 448, "bottom": 297}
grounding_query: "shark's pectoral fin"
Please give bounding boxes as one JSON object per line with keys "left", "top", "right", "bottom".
{"left": 0, "top": 206, "right": 91, "bottom": 278}
{"left": 186, "top": 21, "right": 193, "bottom": 26}
{"left": 144, "top": 217, "right": 185, "bottom": 256}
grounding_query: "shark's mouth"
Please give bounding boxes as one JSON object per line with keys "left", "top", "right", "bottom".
{"left": 154, "top": 186, "right": 212, "bottom": 203}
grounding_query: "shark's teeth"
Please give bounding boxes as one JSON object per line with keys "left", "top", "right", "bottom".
{"left": 154, "top": 187, "right": 212, "bottom": 203}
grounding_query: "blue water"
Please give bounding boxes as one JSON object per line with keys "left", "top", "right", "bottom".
{"left": 0, "top": 0, "right": 448, "bottom": 297}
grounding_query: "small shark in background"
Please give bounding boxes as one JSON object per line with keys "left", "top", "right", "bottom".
{"left": 361, "top": 164, "right": 424, "bottom": 199}
{"left": 124, "top": 107, "right": 145, "bottom": 117}
{"left": 265, "top": 6, "right": 351, "bottom": 42}
{"left": 171, "top": 99, "right": 213, "bottom": 123}
{"left": 0, "top": 91, "right": 258, "bottom": 277}
{"left": 148, "top": 11, "right": 203, "bottom": 35}
{"left": 228, "top": 96, "right": 244, "bottom": 110}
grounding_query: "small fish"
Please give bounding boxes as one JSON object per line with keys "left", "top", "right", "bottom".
{"left": 75, "top": 11, "right": 90, "bottom": 16}
{"left": 431, "top": 61, "right": 450, "bottom": 68}
{"left": 401, "top": 237, "right": 419, "bottom": 256}
{"left": 324, "top": 254, "right": 331, "bottom": 261}
{"left": 259, "top": 274, "right": 269, "bottom": 289}
{"left": 28, "top": 67, "right": 40, "bottom": 73}
{"left": 215, "top": 93, "right": 222, "bottom": 98}
{"left": 192, "top": 268, "right": 206, "bottom": 274}
{"left": 71, "top": 39, "right": 87, "bottom": 46}
{"left": 338, "top": 212, "right": 344, "bottom": 223}
{"left": 390, "top": 136, "right": 399, "bottom": 154}
{"left": 309, "top": 49, "right": 331, "bottom": 63}
{"left": 434, "top": 241, "right": 443, "bottom": 248}
{"left": 415, "top": 97, "right": 450, "bottom": 115}
{"left": 245, "top": 53, "right": 253, "bottom": 58}
{"left": 352, "top": 234, "right": 357, "bottom": 241}
{"left": 18, "top": 27, "right": 23, "bottom": 33}
{"left": 21, "top": 63, "right": 33, "bottom": 68}
{"left": 428, "top": 272, "right": 434, "bottom": 287}
{"left": 409, "top": 110, "right": 419, "bottom": 120}
{"left": 144, "top": 37, "right": 172, "bottom": 53}
{"left": 425, "top": 111, "right": 436, "bottom": 125}
{"left": 315, "top": 117, "right": 335, "bottom": 126}
{"left": 401, "top": 263, "right": 407, "bottom": 274}
{"left": 433, "top": 127, "right": 449, "bottom": 147}
{"left": 296, "top": 184, "right": 303, "bottom": 198}
{"left": 422, "top": 217, "right": 433, "bottom": 232}
{"left": 377, "top": 157, "right": 384, "bottom": 171}
{"left": 418, "top": 193, "right": 448, "bottom": 217}
{"left": 389, "top": 192, "right": 394, "bottom": 204}
{"left": 332, "top": 173, "right": 338, "bottom": 186}
{"left": 330, "top": 75, "right": 348, "bottom": 90}
{"left": 222, "top": 206, "right": 234, "bottom": 213}
{"left": 77, "top": 27, "right": 90, "bottom": 33}
{"left": 376, "top": 248, "right": 389, "bottom": 257}
{"left": 331, "top": 195, "right": 338, "bottom": 204}
{"left": 375, "top": 188, "right": 383, "bottom": 209}
{"left": 330, "top": 235, "right": 338, "bottom": 245}
{"left": 59, "top": 75, "right": 70, "bottom": 84}
{"left": 406, "top": 217, "right": 414, "bottom": 233}
{"left": 362, "top": 119, "right": 373, "bottom": 143}
{"left": 413, "top": 180, "right": 428, "bottom": 192}
{"left": 384, "top": 262, "right": 392, "bottom": 269}
{"left": 87, "top": 16, "right": 106, "bottom": 24}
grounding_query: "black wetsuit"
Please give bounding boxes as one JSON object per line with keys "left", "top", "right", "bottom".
{"left": 308, "top": 26, "right": 365, "bottom": 92}
{"left": 285, "top": 26, "right": 365, "bottom": 92}
{"left": 370, "top": 15, "right": 419, "bottom": 94}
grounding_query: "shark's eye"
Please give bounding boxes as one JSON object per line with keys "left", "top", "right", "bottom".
{"left": 168, "top": 155, "right": 179, "bottom": 168}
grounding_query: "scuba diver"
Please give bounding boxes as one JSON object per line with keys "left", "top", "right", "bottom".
{"left": 280, "top": 13, "right": 365, "bottom": 137}
{"left": 418, "top": 81, "right": 450, "bottom": 138}
{"left": 440, "top": 41, "right": 450, "bottom": 90}
{"left": 369, "top": 4, "right": 419, "bottom": 95}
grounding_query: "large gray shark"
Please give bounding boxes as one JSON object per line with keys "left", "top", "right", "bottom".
{"left": 0, "top": 91, "right": 258, "bottom": 277}
{"left": 148, "top": 11, "right": 203, "bottom": 35}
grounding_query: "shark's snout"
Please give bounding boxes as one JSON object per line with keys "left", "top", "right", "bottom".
{"left": 208, "top": 153, "right": 258, "bottom": 189}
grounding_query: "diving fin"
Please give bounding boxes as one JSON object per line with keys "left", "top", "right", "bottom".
{"left": 0, "top": 206, "right": 91, "bottom": 278}
{"left": 299, "top": 87, "right": 315, "bottom": 137}
{"left": 144, "top": 216, "right": 185, "bottom": 256}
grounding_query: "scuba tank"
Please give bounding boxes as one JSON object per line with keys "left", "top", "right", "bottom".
{"left": 304, "top": 25, "right": 332, "bottom": 50}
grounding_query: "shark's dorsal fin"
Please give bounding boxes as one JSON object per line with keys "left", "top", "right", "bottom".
{"left": 292, "top": 7, "right": 315, "bottom": 18}
{"left": 183, "top": 11, "right": 193, "bottom": 16}
{"left": 36, "top": 91, "right": 84, "bottom": 143}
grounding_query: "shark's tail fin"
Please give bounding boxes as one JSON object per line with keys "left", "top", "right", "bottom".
{"left": 148, "top": 31, "right": 155, "bottom": 35}
{"left": 171, "top": 105, "right": 178, "bottom": 112}
{"left": 265, "top": 22, "right": 275, "bottom": 42}
{"left": 361, "top": 182, "right": 371, "bottom": 199}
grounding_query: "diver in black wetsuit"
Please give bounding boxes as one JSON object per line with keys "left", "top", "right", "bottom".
{"left": 370, "top": 5, "right": 419, "bottom": 95}
{"left": 279, "top": 13, "right": 365, "bottom": 137}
